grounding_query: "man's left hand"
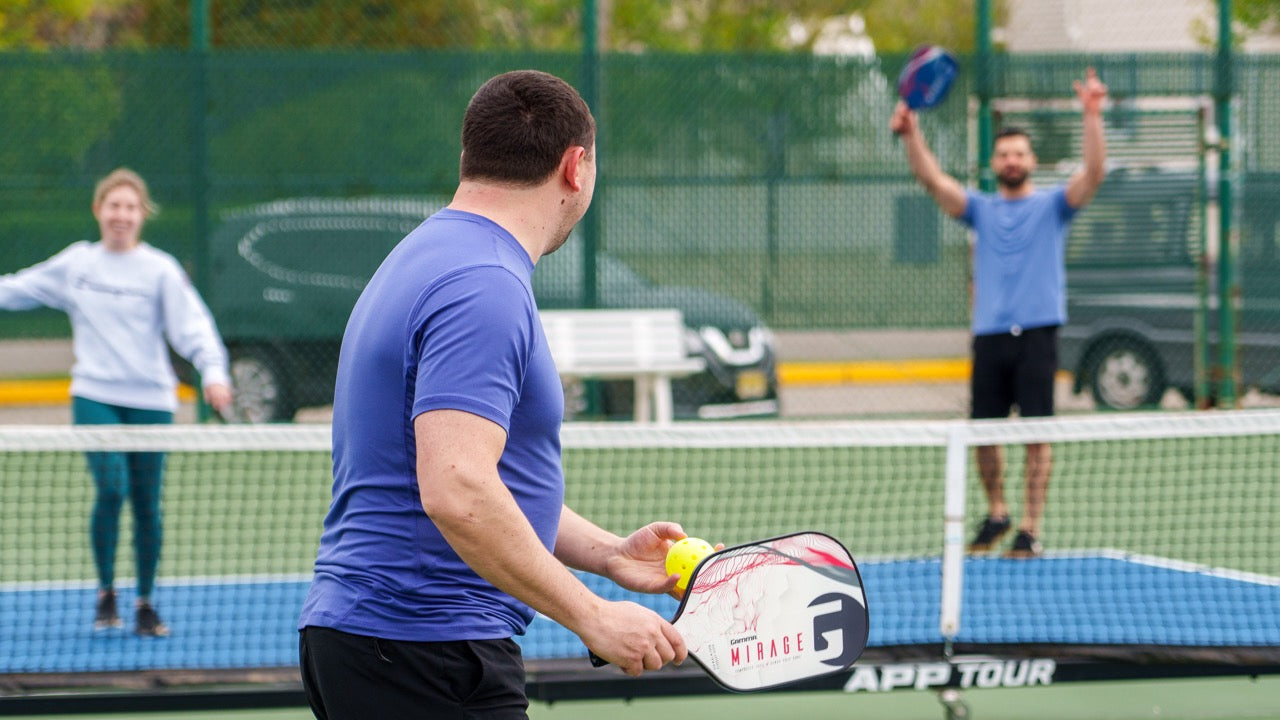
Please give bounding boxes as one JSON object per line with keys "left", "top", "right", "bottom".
{"left": 605, "top": 522, "right": 723, "bottom": 598}
{"left": 1074, "top": 67, "right": 1108, "bottom": 114}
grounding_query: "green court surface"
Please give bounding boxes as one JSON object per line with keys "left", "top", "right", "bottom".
{"left": 4, "top": 676, "right": 1279, "bottom": 720}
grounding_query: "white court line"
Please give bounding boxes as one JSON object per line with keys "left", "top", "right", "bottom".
{"left": 994, "top": 547, "right": 1280, "bottom": 588}
{"left": 1091, "top": 547, "right": 1280, "bottom": 587}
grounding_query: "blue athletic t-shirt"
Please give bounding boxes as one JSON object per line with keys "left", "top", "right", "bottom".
{"left": 298, "top": 208, "right": 565, "bottom": 642}
{"left": 962, "top": 186, "right": 1077, "bottom": 336}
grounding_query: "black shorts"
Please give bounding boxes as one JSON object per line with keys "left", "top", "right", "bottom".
{"left": 970, "top": 325, "right": 1058, "bottom": 420}
{"left": 300, "top": 626, "right": 528, "bottom": 720}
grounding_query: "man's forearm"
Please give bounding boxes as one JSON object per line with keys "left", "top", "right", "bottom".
{"left": 554, "top": 505, "right": 622, "bottom": 576}
{"left": 903, "top": 130, "right": 943, "bottom": 189}
{"left": 1065, "top": 106, "right": 1108, "bottom": 208}
{"left": 902, "top": 128, "right": 967, "bottom": 217}
{"left": 1081, "top": 108, "right": 1107, "bottom": 183}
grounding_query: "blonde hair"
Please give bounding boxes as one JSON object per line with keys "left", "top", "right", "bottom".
{"left": 93, "top": 168, "right": 159, "bottom": 219}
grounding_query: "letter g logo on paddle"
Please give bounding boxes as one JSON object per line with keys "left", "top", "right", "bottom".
{"left": 809, "top": 592, "right": 869, "bottom": 668}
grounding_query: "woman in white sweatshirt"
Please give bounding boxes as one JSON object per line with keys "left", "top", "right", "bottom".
{"left": 0, "top": 168, "right": 233, "bottom": 637}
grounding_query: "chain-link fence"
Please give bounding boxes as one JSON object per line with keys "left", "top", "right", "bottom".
{"left": 1, "top": 10, "right": 1279, "bottom": 420}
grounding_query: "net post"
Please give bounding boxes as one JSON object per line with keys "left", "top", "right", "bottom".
{"left": 940, "top": 421, "right": 969, "bottom": 644}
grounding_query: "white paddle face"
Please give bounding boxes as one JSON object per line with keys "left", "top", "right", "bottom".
{"left": 674, "top": 532, "right": 869, "bottom": 692}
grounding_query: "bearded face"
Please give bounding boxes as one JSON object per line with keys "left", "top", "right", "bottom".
{"left": 991, "top": 134, "right": 1036, "bottom": 192}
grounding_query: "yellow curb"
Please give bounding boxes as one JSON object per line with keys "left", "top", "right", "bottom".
{"left": 0, "top": 378, "right": 197, "bottom": 406}
{"left": 0, "top": 379, "right": 74, "bottom": 405}
{"left": 0, "top": 362, "right": 1072, "bottom": 404}
{"left": 780, "top": 358, "right": 971, "bottom": 386}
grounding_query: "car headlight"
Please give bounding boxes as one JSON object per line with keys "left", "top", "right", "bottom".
{"left": 698, "top": 326, "right": 770, "bottom": 366}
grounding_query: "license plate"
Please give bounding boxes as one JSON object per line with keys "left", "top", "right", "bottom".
{"left": 735, "top": 370, "right": 768, "bottom": 399}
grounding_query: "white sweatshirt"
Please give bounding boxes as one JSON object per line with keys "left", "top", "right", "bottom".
{"left": 0, "top": 241, "right": 231, "bottom": 412}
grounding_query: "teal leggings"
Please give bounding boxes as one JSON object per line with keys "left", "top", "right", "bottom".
{"left": 73, "top": 396, "right": 173, "bottom": 600}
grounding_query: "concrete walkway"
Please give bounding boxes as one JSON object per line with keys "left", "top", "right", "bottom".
{"left": 0, "top": 331, "right": 1244, "bottom": 424}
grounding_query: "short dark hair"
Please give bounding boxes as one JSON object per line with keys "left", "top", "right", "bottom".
{"left": 994, "top": 126, "right": 1032, "bottom": 147}
{"left": 460, "top": 70, "right": 596, "bottom": 186}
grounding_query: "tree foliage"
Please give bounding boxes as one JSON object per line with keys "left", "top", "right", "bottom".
{"left": 0, "top": 0, "right": 139, "bottom": 49}
{"left": 1189, "top": 0, "right": 1280, "bottom": 47}
{"left": 1235, "top": 0, "right": 1280, "bottom": 30}
{"left": 609, "top": 0, "right": 857, "bottom": 52}
{"left": 861, "top": 0, "right": 1006, "bottom": 53}
{"left": 2, "top": 0, "right": 1004, "bottom": 55}
{"left": 132, "top": 0, "right": 489, "bottom": 48}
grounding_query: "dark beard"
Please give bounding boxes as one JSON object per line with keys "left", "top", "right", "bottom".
{"left": 998, "top": 169, "right": 1029, "bottom": 190}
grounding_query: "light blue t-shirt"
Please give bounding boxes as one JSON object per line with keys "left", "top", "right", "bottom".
{"left": 961, "top": 186, "right": 1077, "bottom": 336}
{"left": 298, "top": 208, "right": 565, "bottom": 642}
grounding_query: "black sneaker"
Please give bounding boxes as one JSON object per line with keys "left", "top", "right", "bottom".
{"left": 94, "top": 590, "right": 123, "bottom": 630}
{"left": 1004, "top": 530, "right": 1044, "bottom": 559}
{"left": 966, "top": 515, "right": 1012, "bottom": 553}
{"left": 135, "top": 603, "right": 170, "bottom": 637}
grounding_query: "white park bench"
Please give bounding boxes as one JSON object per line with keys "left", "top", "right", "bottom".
{"left": 539, "top": 309, "right": 706, "bottom": 425}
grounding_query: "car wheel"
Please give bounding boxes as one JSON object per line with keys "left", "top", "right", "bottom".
{"left": 1087, "top": 338, "right": 1165, "bottom": 410}
{"left": 228, "top": 346, "right": 296, "bottom": 423}
{"left": 1177, "top": 386, "right": 1197, "bottom": 407}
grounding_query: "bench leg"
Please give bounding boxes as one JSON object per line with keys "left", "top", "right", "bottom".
{"left": 653, "top": 376, "right": 674, "bottom": 425}
{"left": 634, "top": 376, "right": 654, "bottom": 424}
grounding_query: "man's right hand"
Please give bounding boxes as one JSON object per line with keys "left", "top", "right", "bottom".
{"left": 582, "top": 600, "right": 687, "bottom": 676}
{"left": 889, "top": 100, "right": 917, "bottom": 137}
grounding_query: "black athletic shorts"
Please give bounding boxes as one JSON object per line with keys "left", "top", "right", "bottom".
{"left": 970, "top": 325, "right": 1058, "bottom": 420}
{"left": 300, "top": 626, "right": 528, "bottom": 720}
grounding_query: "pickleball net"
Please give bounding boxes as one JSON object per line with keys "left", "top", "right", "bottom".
{"left": 1, "top": 410, "right": 1278, "bottom": 693}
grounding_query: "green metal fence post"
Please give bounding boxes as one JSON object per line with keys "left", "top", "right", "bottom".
{"left": 1195, "top": 106, "right": 1213, "bottom": 408}
{"left": 976, "top": 0, "right": 994, "bottom": 192}
{"left": 191, "top": 0, "right": 212, "bottom": 421}
{"left": 580, "top": 0, "right": 603, "bottom": 416}
{"left": 1215, "top": 0, "right": 1239, "bottom": 407}
{"left": 580, "top": 0, "right": 600, "bottom": 311}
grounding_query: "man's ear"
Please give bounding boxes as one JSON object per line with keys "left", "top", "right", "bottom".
{"left": 562, "top": 146, "right": 587, "bottom": 192}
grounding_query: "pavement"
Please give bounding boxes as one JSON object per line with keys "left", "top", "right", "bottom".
{"left": 0, "top": 330, "right": 1222, "bottom": 424}
{"left": 0, "top": 339, "right": 200, "bottom": 424}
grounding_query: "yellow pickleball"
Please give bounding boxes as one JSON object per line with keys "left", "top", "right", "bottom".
{"left": 666, "top": 537, "right": 715, "bottom": 591}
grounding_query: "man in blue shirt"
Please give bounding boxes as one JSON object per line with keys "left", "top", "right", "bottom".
{"left": 890, "top": 68, "right": 1109, "bottom": 558}
{"left": 299, "top": 70, "right": 689, "bottom": 719}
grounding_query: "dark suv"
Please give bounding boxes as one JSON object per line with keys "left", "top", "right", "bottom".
{"left": 1059, "top": 167, "right": 1280, "bottom": 409}
{"left": 205, "top": 197, "right": 779, "bottom": 422}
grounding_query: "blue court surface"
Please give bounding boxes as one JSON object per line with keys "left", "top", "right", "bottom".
{"left": 3, "top": 553, "right": 1278, "bottom": 675}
